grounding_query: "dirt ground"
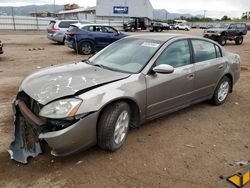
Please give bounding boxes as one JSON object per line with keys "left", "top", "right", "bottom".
{"left": 0, "top": 29, "right": 249, "bottom": 188}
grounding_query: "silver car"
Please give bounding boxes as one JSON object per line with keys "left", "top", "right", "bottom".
{"left": 9, "top": 34, "right": 240, "bottom": 163}
{"left": 47, "top": 20, "right": 91, "bottom": 44}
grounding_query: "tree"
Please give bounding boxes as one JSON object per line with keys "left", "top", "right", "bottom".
{"left": 221, "top": 15, "right": 231, "bottom": 21}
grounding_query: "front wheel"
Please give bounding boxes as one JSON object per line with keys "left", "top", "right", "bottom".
{"left": 211, "top": 76, "right": 231, "bottom": 105}
{"left": 97, "top": 102, "right": 131, "bottom": 151}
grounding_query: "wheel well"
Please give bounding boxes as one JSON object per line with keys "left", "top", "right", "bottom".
{"left": 78, "top": 40, "right": 94, "bottom": 48}
{"left": 98, "top": 99, "right": 140, "bottom": 129}
{"left": 224, "top": 74, "right": 233, "bottom": 92}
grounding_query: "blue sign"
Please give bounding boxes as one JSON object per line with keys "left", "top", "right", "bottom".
{"left": 113, "top": 6, "right": 129, "bottom": 14}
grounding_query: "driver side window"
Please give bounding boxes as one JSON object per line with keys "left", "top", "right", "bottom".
{"left": 155, "top": 40, "right": 191, "bottom": 68}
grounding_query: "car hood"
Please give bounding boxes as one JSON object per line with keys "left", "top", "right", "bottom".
{"left": 21, "top": 62, "right": 130, "bottom": 105}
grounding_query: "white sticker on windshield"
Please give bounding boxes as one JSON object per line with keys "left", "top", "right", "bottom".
{"left": 141, "top": 42, "right": 160, "bottom": 48}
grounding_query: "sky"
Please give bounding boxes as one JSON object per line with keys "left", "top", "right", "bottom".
{"left": 0, "top": 0, "right": 248, "bottom": 18}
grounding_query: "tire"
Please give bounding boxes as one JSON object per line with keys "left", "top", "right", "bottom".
{"left": 211, "top": 76, "right": 231, "bottom": 105}
{"left": 78, "top": 41, "right": 93, "bottom": 55}
{"left": 185, "top": 28, "right": 188, "bottom": 31}
{"left": 218, "top": 36, "right": 227, "bottom": 46}
{"left": 176, "top": 27, "right": 179, "bottom": 30}
{"left": 97, "top": 102, "right": 131, "bottom": 151}
{"left": 130, "top": 26, "right": 135, "bottom": 32}
{"left": 235, "top": 36, "right": 243, "bottom": 45}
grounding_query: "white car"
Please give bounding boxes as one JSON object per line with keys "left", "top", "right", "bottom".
{"left": 174, "top": 24, "right": 190, "bottom": 31}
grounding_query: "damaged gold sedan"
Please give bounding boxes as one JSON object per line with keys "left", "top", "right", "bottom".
{"left": 9, "top": 34, "right": 240, "bottom": 163}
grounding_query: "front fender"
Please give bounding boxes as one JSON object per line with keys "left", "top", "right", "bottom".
{"left": 76, "top": 74, "right": 147, "bottom": 123}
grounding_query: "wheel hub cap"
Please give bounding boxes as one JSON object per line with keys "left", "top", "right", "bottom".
{"left": 218, "top": 81, "right": 229, "bottom": 102}
{"left": 114, "top": 111, "right": 129, "bottom": 145}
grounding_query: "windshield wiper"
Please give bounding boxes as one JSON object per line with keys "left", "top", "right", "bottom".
{"left": 93, "top": 64, "right": 106, "bottom": 69}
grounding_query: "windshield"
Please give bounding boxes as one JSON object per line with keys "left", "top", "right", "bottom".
{"left": 214, "top": 23, "right": 230, "bottom": 28}
{"left": 89, "top": 38, "right": 164, "bottom": 73}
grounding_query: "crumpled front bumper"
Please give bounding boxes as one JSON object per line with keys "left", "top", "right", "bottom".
{"left": 9, "top": 99, "right": 98, "bottom": 164}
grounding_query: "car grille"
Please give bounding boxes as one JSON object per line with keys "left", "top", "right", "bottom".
{"left": 17, "top": 91, "right": 42, "bottom": 116}
{"left": 16, "top": 91, "right": 77, "bottom": 132}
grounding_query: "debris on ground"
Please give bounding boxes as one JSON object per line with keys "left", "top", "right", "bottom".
{"left": 184, "top": 144, "right": 197, "bottom": 148}
{"left": 76, "top": 161, "right": 83, "bottom": 165}
{"left": 235, "top": 161, "right": 249, "bottom": 166}
{"left": 219, "top": 175, "right": 224, "bottom": 180}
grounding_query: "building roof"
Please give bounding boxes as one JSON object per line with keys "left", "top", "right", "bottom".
{"left": 58, "top": 7, "right": 96, "bottom": 15}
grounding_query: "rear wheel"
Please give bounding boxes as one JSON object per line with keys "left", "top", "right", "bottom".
{"left": 211, "top": 76, "right": 231, "bottom": 105}
{"left": 235, "top": 36, "right": 243, "bottom": 45}
{"left": 97, "top": 102, "right": 131, "bottom": 151}
{"left": 79, "top": 41, "right": 93, "bottom": 55}
{"left": 130, "top": 26, "right": 136, "bottom": 32}
{"left": 218, "top": 36, "right": 227, "bottom": 46}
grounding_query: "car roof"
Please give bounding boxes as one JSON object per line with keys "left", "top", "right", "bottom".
{"left": 127, "top": 34, "right": 187, "bottom": 42}
{"left": 51, "top": 19, "right": 79, "bottom": 22}
{"left": 70, "top": 23, "right": 109, "bottom": 27}
{"left": 127, "top": 34, "right": 217, "bottom": 43}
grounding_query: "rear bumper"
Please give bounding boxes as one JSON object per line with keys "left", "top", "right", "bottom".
{"left": 9, "top": 98, "right": 98, "bottom": 163}
{"left": 47, "top": 33, "right": 64, "bottom": 43}
{"left": 64, "top": 39, "right": 75, "bottom": 49}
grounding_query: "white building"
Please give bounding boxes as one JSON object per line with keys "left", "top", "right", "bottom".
{"left": 96, "top": 0, "right": 153, "bottom": 21}
{"left": 58, "top": 7, "right": 96, "bottom": 21}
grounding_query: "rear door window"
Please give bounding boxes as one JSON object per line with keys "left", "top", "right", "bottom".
{"left": 68, "top": 25, "right": 79, "bottom": 32}
{"left": 59, "top": 21, "right": 78, "bottom": 28}
{"left": 84, "top": 26, "right": 103, "bottom": 32}
{"left": 191, "top": 40, "right": 217, "bottom": 63}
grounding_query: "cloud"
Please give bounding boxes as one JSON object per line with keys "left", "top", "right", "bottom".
{"left": 0, "top": 0, "right": 247, "bottom": 18}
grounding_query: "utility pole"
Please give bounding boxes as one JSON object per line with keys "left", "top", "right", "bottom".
{"left": 11, "top": 7, "right": 16, "bottom": 30}
{"left": 53, "top": 0, "right": 56, "bottom": 18}
{"left": 204, "top": 10, "right": 207, "bottom": 18}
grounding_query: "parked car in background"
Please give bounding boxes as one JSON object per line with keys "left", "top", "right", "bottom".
{"left": 0, "top": 40, "right": 3, "bottom": 54}
{"left": 9, "top": 34, "right": 240, "bottom": 164}
{"left": 65, "top": 23, "right": 127, "bottom": 55}
{"left": 174, "top": 24, "right": 190, "bottom": 31}
{"left": 123, "top": 17, "right": 147, "bottom": 32}
{"left": 204, "top": 23, "right": 248, "bottom": 46}
{"left": 47, "top": 20, "right": 91, "bottom": 44}
{"left": 149, "top": 22, "right": 165, "bottom": 32}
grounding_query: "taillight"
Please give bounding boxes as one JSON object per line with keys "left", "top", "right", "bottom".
{"left": 52, "top": 27, "right": 60, "bottom": 31}
{"left": 68, "top": 32, "right": 79, "bottom": 37}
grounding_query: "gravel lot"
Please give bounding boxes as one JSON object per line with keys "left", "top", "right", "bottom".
{"left": 0, "top": 29, "right": 249, "bottom": 188}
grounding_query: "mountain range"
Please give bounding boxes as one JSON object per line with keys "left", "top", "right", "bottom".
{"left": 0, "top": 5, "right": 63, "bottom": 15}
{"left": 153, "top": 9, "right": 203, "bottom": 20}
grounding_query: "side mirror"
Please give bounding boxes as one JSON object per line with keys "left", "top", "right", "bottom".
{"left": 153, "top": 64, "right": 174, "bottom": 74}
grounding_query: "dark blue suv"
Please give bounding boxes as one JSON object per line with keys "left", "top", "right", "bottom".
{"left": 65, "top": 23, "right": 127, "bottom": 55}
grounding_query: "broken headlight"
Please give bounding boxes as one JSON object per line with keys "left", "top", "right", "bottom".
{"left": 39, "top": 98, "right": 82, "bottom": 119}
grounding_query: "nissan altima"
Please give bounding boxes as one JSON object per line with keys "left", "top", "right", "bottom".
{"left": 9, "top": 34, "right": 240, "bottom": 163}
